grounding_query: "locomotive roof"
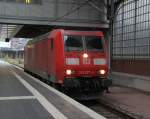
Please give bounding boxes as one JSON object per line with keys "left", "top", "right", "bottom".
{"left": 27, "top": 29, "right": 104, "bottom": 45}
{"left": 27, "top": 32, "right": 50, "bottom": 45}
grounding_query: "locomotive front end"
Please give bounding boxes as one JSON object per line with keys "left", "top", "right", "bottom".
{"left": 62, "top": 32, "right": 112, "bottom": 96}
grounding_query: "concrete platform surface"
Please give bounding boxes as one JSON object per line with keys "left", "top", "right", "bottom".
{"left": 101, "top": 86, "right": 150, "bottom": 119}
{"left": 112, "top": 72, "right": 150, "bottom": 92}
{"left": 0, "top": 60, "right": 105, "bottom": 119}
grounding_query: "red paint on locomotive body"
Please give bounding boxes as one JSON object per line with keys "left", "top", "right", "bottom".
{"left": 24, "top": 29, "right": 111, "bottom": 92}
{"left": 63, "top": 30, "right": 108, "bottom": 79}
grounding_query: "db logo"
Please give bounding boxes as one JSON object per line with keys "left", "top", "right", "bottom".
{"left": 83, "top": 58, "right": 90, "bottom": 64}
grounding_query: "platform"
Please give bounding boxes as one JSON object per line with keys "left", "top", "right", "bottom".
{"left": 101, "top": 86, "right": 150, "bottom": 119}
{"left": 0, "top": 60, "right": 105, "bottom": 119}
{"left": 111, "top": 72, "right": 150, "bottom": 92}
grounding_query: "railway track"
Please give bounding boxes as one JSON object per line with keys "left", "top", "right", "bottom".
{"left": 80, "top": 100, "right": 139, "bottom": 119}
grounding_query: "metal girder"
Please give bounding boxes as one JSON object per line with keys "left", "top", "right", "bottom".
{"left": 114, "top": 0, "right": 124, "bottom": 13}
{"left": 88, "top": 1, "right": 107, "bottom": 15}
{"left": 114, "top": 0, "right": 123, "bottom": 6}
{"left": 107, "top": 0, "right": 124, "bottom": 19}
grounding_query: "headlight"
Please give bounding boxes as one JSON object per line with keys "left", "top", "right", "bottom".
{"left": 83, "top": 53, "right": 88, "bottom": 58}
{"left": 66, "top": 70, "right": 72, "bottom": 75}
{"left": 99, "top": 70, "right": 106, "bottom": 75}
{"left": 66, "top": 58, "right": 79, "bottom": 65}
{"left": 94, "top": 58, "right": 106, "bottom": 65}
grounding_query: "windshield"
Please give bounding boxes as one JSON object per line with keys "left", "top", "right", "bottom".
{"left": 85, "top": 36, "right": 103, "bottom": 51}
{"left": 64, "top": 35, "right": 103, "bottom": 52}
{"left": 64, "top": 36, "right": 83, "bottom": 51}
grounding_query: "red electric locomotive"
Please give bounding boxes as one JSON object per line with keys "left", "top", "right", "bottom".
{"left": 24, "top": 29, "right": 112, "bottom": 99}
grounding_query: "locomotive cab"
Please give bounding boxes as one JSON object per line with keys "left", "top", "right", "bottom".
{"left": 62, "top": 31, "right": 112, "bottom": 94}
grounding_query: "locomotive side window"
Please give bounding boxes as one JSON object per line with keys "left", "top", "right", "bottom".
{"left": 85, "top": 36, "right": 103, "bottom": 51}
{"left": 64, "top": 35, "right": 83, "bottom": 51}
